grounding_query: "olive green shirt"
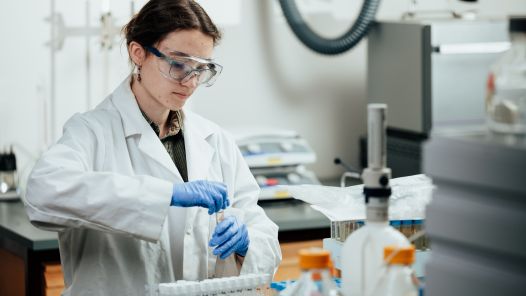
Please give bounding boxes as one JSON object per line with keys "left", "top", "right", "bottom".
{"left": 141, "top": 110, "right": 188, "bottom": 182}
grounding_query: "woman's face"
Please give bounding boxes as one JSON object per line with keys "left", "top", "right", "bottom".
{"left": 138, "top": 29, "right": 214, "bottom": 111}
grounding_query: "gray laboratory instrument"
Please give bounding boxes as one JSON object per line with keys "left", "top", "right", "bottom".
{"left": 367, "top": 18, "right": 509, "bottom": 177}
{"left": 0, "top": 149, "right": 19, "bottom": 200}
{"left": 231, "top": 128, "right": 320, "bottom": 201}
{"left": 423, "top": 131, "right": 526, "bottom": 296}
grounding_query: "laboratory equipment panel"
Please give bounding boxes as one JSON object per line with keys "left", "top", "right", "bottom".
{"left": 231, "top": 128, "right": 320, "bottom": 200}
{"left": 235, "top": 129, "right": 316, "bottom": 168}
{"left": 368, "top": 18, "right": 508, "bottom": 135}
{"left": 253, "top": 166, "right": 320, "bottom": 200}
{"left": 423, "top": 131, "right": 526, "bottom": 296}
{"left": 367, "top": 18, "right": 509, "bottom": 177}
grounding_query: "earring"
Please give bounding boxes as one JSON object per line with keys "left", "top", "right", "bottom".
{"left": 137, "top": 65, "right": 142, "bottom": 82}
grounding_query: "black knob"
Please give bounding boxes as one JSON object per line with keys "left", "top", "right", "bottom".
{"left": 379, "top": 175, "right": 389, "bottom": 187}
{"left": 510, "top": 16, "right": 526, "bottom": 33}
{"left": 0, "top": 152, "right": 17, "bottom": 171}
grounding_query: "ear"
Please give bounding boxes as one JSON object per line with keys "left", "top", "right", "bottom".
{"left": 129, "top": 41, "right": 146, "bottom": 66}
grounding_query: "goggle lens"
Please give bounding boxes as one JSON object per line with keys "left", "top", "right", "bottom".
{"left": 147, "top": 46, "right": 222, "bottom": 87}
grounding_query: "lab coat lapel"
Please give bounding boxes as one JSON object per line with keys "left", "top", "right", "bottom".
{"left": 182, "top": 111, "right": 216, "bottom": 280}
{"left": 184, "top": 117, "right": 214, "bottom": 182}
{"left": 110, "top": 76, "right": 182, "bottom": 182}
{"left": 138, "top": 131, "right": 182, "bottom": 182}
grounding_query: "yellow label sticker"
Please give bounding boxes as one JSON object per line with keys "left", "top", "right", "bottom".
{"left": 267, "top": 157, "right": 282, "bottom": 165}
{"left": 274, "top": 191, "right": 290, "bottom": 199}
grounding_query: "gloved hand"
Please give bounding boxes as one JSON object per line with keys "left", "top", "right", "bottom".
{"left": 209, "top": 216, "right": 250, "bottom": 259}
{"left": 171, "top": 180, "right": 229, "bottom": 215}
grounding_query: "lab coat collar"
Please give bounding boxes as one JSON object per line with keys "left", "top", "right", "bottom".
{"left": 111, "top": 76, "right": 181, "bottom": 180}
{"left": 110, "top": 76, "right": 216, "bottom": 182}
{"left": 110, "top": 76, "right": 216, "bottom": 139}
{"left": 111, "top": 76, "right": 149, "bottom": 138}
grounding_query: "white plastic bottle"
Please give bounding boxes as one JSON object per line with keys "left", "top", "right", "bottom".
{"left": 341, "top": 104, "right": 410, "bottom": 296}
{"left": 340, "top": 206, "right": 410, "bottom": 296}
{"left": 371, "top": 245, "right": 419, "bottom": 296}
{"left": 486, "top": 16, "right": 526, "bottom": 135}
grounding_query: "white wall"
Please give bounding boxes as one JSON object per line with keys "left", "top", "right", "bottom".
{"left": 1, "top": 0, "right": 525, "bottom": 187}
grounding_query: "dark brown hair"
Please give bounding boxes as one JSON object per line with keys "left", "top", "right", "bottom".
{"left": 123, "top": 0, "right": 221, "bottom": 50}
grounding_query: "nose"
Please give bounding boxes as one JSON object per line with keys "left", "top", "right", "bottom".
{"left": 181, "top": 72, "right": 199, "bottom": 88}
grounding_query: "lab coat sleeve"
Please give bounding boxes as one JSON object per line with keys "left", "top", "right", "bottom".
{"left": 220, "top": 132, "right": 282, "bottom": 276}
{"left": 24, "top": 114, "right": 173, "bottom": 242}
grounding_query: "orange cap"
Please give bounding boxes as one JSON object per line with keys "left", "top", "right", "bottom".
{"left": 298, "top": 248, "right": 331, "bottom": 269}
{"left": 384, "top": 245, "right": 415, "bottom": 265}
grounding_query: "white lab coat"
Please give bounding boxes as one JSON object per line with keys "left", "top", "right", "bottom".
{"left": 24, "top": 76, "right": 282, "bottom": 296}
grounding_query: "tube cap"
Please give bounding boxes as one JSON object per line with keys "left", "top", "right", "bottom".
{"left": 509, "top": 16, "right": 526, "bottom": 33}
{"left": 298, "top": 248, "right": 331, "bottom": 269}
{"left": 384, "top": 245, "right": 415, "bottom": 265}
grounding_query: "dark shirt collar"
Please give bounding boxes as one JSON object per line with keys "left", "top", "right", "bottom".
{"left": 140, "top": 109, "right": 184, "bottom": 139}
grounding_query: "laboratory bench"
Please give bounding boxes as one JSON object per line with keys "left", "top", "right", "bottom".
{"left": 260, "top": 199, "right": 330, "bottom": 242}
{"left": 0, "top": 197, "right": 331, "bottom": 295}
{"left": 0, "top": 200, "right": 60, "bottom": 296}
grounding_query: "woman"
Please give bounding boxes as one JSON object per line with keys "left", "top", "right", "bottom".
{"left": 24, "top": 0, "right": 281, "bottom": 294}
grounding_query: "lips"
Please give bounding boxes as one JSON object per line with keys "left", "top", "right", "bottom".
{"left": 173, "top": 92, "right": 189, "bottom": 100}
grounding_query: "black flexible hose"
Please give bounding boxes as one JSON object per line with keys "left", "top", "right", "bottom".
{"left": 278, "top": 0, "right": 381, "bottom": 55}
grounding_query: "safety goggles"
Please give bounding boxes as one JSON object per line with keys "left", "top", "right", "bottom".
{"left": 144, "top": 46, "right": 223, "bottom": 87}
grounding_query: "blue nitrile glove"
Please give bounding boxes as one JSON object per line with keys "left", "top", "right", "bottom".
{"left": 209, "top": 216, "right": 250, "bottom": 259}
{"left": 171, "top": 180, "right": 229, "bottom": 215}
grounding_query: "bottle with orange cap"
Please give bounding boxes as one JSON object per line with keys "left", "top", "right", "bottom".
{"left": 370, "top": 245, "right": 420, "bottom": 296}
{"left": 280, "top": 248, "right": 341, "bottom": 296}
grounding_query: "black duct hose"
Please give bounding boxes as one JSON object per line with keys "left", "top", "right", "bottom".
{"left": 279, "top": 0, "right": 381, "bottom": 55}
